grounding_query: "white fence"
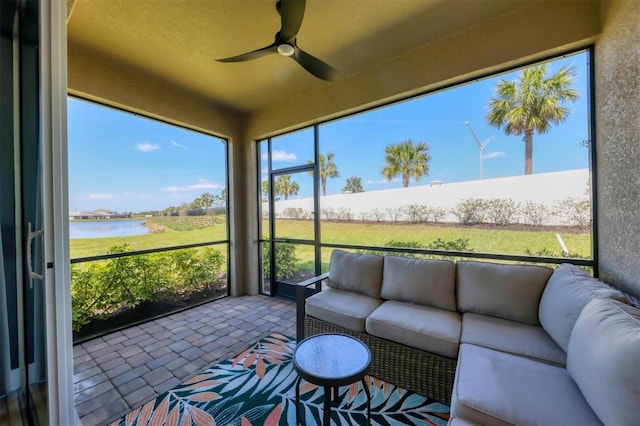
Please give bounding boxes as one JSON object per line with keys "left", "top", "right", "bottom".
{"left": 265, "top": 169, "right": 591, "bottom": 226}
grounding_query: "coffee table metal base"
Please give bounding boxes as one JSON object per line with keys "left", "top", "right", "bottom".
{"left": 295, "top": 376, "right": 371, "bottom": 425}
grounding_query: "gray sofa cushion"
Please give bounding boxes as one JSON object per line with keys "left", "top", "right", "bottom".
{"left": 538, "top": 263, "right": 629, "bottom": 352}
{"left": 457, "top": 261, "right": 552, "bottom": 325}
{"left": 365, "top": 300, "right": 461, "bottom": 358}
{"left": 567, "top": 298, "right": 640, "bottom": 426}
{"left": 448, "top": 418, "right": 482, "bottom": 426}
{"left": 381, "top": 256, "right": 456, "bottom": 311}
{"left": 461, "top": 312, "right": 566, "bottom": 366}
{"left": 451, "top": 343, "right": 602, "bottom": 426}
{"left": 326, "top": 249, "right": 384, "bottom": 298}
{"left": 306, "top": 287, "right": 384, "bottom": 332}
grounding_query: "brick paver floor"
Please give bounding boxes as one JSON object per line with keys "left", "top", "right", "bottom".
{"left": 73, "top": 295, "right": 296, "bottom": 425}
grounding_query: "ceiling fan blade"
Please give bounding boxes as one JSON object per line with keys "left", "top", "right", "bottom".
{"left": 278, "top": 0, "right": 306, "bottom": 41}
{"left": 217, "top": 44, "right": 277, "bottom": 62}
{"left": 293, "top": 47, "right": 340, "bottom": 81}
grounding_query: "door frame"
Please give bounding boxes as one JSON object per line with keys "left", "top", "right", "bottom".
{"left": 262, "top": 127, "right": 323, "bottom": 299}
{"left": 40, "top": 0, "right": 74, "bottom": 423}
{"left": 269, "top": 164, "right": 318, "bottom": 299}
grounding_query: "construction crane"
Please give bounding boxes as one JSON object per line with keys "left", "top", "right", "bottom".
{"left": 465, "top": 122, "right": 494, "bottom": 180}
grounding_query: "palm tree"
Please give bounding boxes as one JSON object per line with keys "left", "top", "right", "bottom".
{"left": 274, "top": 174, "right": 299, "bottom": 200}
{"left": 308, "top": 152, "right": 339, "bottom": 196}
{"left": 381, "top": 140, "right": 431, "bottom": 187}
{"left": 200, "top": 192, "right": 214, "bottom": 215}
{"left": 486, "top": 64, "right": 578, "bottom": 175}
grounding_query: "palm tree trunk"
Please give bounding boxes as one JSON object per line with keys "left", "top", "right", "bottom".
{"left": 524, "top": 131, "right": 533, "bottom": 175}
{"left": 321, "top": 178, "right": 326, "bottom": 196}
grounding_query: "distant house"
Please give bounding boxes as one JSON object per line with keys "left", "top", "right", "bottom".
{"left": 69, "top": 209, "right": 117, "bottom": 220}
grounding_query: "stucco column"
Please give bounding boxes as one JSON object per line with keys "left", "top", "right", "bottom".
{"left": 227, "top": 122, "right": 260, "bottom": 296}
{"left": 595, "top": 0, "right": 640, "bottom": 299}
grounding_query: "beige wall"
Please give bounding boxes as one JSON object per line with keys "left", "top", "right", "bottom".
{"left": 246, "top": 0, "right": 601, "bottom": 139}
{"left": 228, "top": 125, "right": 261, "bottom": 296}
{"left": 595, "top": 0, "right": 640, "bottom": 299}
{"left": 67, "top": 40, "right": 244, "bottom": 138}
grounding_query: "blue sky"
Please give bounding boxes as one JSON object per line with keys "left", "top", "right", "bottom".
{"left": 265, "top": 51, "right": 590, "bottom": 198}
{"left": 67, "top": 101, "right": 227, "bottom": 213}
{"left": 69, "top": 51, "right": 590, "bottom": 213}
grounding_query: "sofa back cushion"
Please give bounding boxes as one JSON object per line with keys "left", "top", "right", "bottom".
{"left": 567, "top": 298, "right": 640, "bottom": 426}
{"left": 381, "top": 256, "right": 456, "bottom": 311}
{"left": 538, "top": 263, "right": 629, "bottom": 352}
{"left": 327, "top": 249, "right": 384, "bottom": 298}
{"left": 456, "top": 261, "right": 552, "bottom": 325}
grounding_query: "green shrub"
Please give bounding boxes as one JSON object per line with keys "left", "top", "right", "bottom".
{"left": 452, "top": 198, "right": 487, "bottom": 224}
{"left": 336, "top": 207, "right": 353, "bottom": 221}
{"left": 365, "top": 238, "right": 473, "bottom": 259}
{"left": 70, "top": 244, "right": 225, "bottom": 331}
{"left": 425, "top": 237, "right": 471, "bottom": 252}
{"left": 384, "top": 239, "right": 424, "bottom": 258}
{"left": 553, "top": 197, "right": 591, "bottom": 227}
{"left": 262, "top": 243, "right": 299, "bottom": 280}
{"left": 427, "top": 206, "right": 447, "bottom": 223}
{"left": 486, "top": 198, "right": 518, "bottom": 225}
{"left": 403, "top": 204, "right": 429, "bottom": 222}
{"left": 369, "top": 209, "right": 386, "bottom": 222}
{"left": 519, "top": 201, "right": 549, "bottom": 225}
{"left": 524, "top": 247, "right": 591, "bottom": 272}
{"left": 321, "top": 206, "right": 337, "bottom": 220}
{"left": 385, "top": 207, "right": 403, "bottom": 222}
{"left": 282, "top": 207, "right": 306, "bottom": 219}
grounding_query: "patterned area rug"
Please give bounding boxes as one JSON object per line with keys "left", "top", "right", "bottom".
{"left": 110, "top": 333, "right": 450, "bottom": 425}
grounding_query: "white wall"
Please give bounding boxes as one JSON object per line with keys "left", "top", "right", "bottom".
{"left": 268, "top": 169, "right": 590, "bottom": 226}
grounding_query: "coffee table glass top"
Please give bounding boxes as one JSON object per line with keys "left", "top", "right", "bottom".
{"left": 294, "top": 334, "right": 371, "bottom": 380}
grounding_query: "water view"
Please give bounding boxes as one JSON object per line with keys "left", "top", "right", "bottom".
{"left": 69, "top": 219, "right": 149, "bottom": 239}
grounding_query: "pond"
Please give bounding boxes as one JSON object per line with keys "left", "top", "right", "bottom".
{"left": 69, "top": 219, "right": 149, "bottom": 239}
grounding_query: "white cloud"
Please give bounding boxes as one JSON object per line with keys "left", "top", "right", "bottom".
{"left": 262, "top": 150, "right": 297, "bottom": 162}
{"left": 75, "top": 193, "right": 113, "bottom": 200}
{"left": 136, "top": 142, "right": 160, "bottom": 152}
{"left": 377, "top": 178, "right": 399, "bottom": 184}
{"left": 483, "top": 151, "right": 506, "bottom": 160}
{"left": 171, "top": 140, "right": 189, "bottom": 151}
{"left": 365, "top": 179, "right": 375, "bottom": 184}
{"left": 160, "top": 179, "right": 222, "bottom": 193}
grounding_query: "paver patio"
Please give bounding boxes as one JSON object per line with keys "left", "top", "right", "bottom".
{"left": 73, "top": 295, "right": 296, "bottom": 425}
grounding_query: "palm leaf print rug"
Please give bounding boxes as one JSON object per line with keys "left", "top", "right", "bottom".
{"left": 109, "top": 333, "right": 450, "bottom": 425}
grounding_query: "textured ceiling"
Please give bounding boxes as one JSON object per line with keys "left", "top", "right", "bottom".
{"left": 67, "top": 0, "right": 534, "bottom": 114}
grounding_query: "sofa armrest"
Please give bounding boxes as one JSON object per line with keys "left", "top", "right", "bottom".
{"left": 295, "top": 272, "right": 329, "bottom": 342}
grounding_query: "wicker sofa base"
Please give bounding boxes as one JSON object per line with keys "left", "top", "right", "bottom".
{"left": 304, "top": 316, "right": 456, "bottom": 405}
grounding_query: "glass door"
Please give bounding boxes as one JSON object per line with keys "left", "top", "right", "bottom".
{"left": 270, "top": 167, "right": 318, "bottom": 299}
{"left": 0, "top": 0, "right": 47, "bottom": 422}
{"left": 1, "top": 0, "right": 73, "bottom": 423}
{"left": 259, "top": 128, "right": 321, "bottom": 299}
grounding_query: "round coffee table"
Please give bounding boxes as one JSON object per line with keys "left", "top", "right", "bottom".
{"left": 293, "top": 333, "right": 372, "bottom": 425}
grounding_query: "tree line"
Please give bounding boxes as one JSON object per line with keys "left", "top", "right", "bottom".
{"left": 158, "top": 188, "right": 226, "bottom": 217}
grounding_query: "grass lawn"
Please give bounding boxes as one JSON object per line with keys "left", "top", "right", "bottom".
{"left": 70, "top": 225, "right": 228, "bottom": 258}
{"left": 263, "top": 220, "right": 591, "bottom": 274}
{"left": 71, "top": 217, "right": 591, "bottom": 262}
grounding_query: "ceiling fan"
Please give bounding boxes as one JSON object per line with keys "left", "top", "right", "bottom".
{"left": 216, "top": 0, "right": 340, "bottom": 82}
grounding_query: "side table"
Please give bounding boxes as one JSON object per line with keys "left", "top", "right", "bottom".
{"left": 293, "top": 333, "right": 372, "bottom": 425}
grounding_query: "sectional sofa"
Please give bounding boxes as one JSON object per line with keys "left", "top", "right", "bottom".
{"left": 295, "top": 249, "right": 640, "bottom": 425}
